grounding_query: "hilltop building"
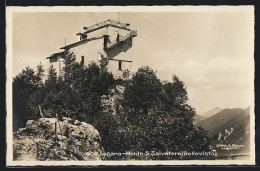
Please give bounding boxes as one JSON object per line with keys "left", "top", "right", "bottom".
{"left": 47, "top": 19, "right": 137, "bottom": 78}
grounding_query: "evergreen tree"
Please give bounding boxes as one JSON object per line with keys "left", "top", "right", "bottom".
{"left": 46, "top": 64, "right": 57, "bottom": 86}
{"left": 13, "top": 66, "right": 41, "bottom": 130}
{"left": 12, "top": 60, "right": 211, "bottom": 160}
{"left": 64, "top": 51, "right": 76, "bottom": 66}
{"left": 36, "top": 62, "right": 45, "bottom": 86}
{"left": 122, "top": 66, "right": 162, "bottom": 115}
{"left": 115, "top": 68, "right": 211, "bottom": 159}
{"left": 99, "top": 55, "right": 109, "bottom": 73}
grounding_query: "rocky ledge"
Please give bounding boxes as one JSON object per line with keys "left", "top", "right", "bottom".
{"left": 13, "top": 117, "right": 103, "bottom": 161}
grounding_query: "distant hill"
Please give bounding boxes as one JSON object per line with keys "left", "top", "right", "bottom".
{"left": 193, "top": 114, "right": 205, "bottom": 125}
{"left": 193, "top": 107, "right": 222, "bottom": 125}
{"left": 200, "top": 107, "right": 222, "bottom": 118}
{"left": 197, "top": 108, "right": 245, "bottom": 138}
{"left": 197, "top": 107, "right": 250, "bottom": 157}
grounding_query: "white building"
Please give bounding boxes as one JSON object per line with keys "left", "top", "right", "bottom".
{"left": 47, "top": 19, "right": 137, "bottom": 78}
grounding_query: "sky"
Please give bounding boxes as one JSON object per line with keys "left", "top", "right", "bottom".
{"left": 10, "top": 7, "right": 254, "bottom": 114}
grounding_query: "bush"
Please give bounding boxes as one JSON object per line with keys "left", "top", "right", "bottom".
{"left": 13, "top": 62, "right": 211, "bottom": 160}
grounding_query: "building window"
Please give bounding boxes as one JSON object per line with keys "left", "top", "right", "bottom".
{"left": 116, "top": 33, "right": 120, "bottom": 42}
{"left": 80, "top": 56, "right": 84, "bottom": 66}
{"left": 104, "top": 35, "right": 108, "bottom": 49}
{"left": 81, "top": 34, "right": 87, "bottom": 40}
{"left": 118, "top": 61, "right": 122, "bottom": 71}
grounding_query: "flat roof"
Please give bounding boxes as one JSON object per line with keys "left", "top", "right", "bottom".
{"left": 46, "top": 51, "right": 65, "bottom": 59}
{"left": 83, "top": 20, "right": 130, "bottom": 34}
{"left": 60, "top": 35, "right": 104, "bottom": 50}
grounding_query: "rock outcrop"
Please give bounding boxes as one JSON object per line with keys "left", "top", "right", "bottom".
{"left": 101, "top": 85, "right": 125, "bottom": 115}
{"left": 13, "top": 117, "right": 103, "bottom": 161}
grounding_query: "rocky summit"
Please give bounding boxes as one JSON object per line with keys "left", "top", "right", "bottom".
{"left": 13, "top": 117, "right": 103, "bottom": 161}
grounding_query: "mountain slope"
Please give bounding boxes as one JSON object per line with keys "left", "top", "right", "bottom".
{"left": 193, "top": 114, "right": 205, "bottom": 125}
{"left": 197, "top": 107, "right": 250, "bottom": 157}
{"left": 197, "top": 108, "right": 244, "bottom": 138}
{"left": 213, "top": 107, "right": 250, "bottom": 156}
{"left": 212, "top": 107, "right": 250, "bottom": 143}
{"left": 201, "top": 107, "right": 222, "bottom": 118}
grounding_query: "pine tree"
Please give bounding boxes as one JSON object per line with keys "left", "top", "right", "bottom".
{"left": 115, "top": 67, "right": 212, "bottom": 159}
{"left": 13, "top": 67, "right": 40, "bottom": 130}
{"left": 46, "top": 64, "right": 57, "bottom": 85}
{"left": 36, "top": 62, "right": 45, "bottom": 86}
{"left": 64, "top": 50, "right": 76, "bottom": 66}
{"left": 122, "top": 66, "right": 162, "bottom": 115}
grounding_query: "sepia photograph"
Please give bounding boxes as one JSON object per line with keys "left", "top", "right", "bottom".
{"left": 6, "top": 6, "right": 255, "bottom": 166}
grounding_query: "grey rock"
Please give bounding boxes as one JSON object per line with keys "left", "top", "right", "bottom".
{"left": 13, "top": 117, "right": 103, "bottom": 161}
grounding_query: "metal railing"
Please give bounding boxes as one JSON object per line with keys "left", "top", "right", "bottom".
{"left": 84, "top": 20, "right": 129, "bottom": 33}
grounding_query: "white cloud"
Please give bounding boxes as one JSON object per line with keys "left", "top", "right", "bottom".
{"left": 11, "top": 11, "right": 254, "bottom": 114}
{"left": 177, "top": 57, "right": 252, "bottom": 113}
{"left": 179, "top": 57, "right": 251, "bottom": 89}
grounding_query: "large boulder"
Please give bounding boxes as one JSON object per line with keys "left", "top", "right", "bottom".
{"left": 101, "top": 85, "right": 125, "bottom": 115}
{"left": 13, "top": 117, "right": 103, "bottom": 161}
